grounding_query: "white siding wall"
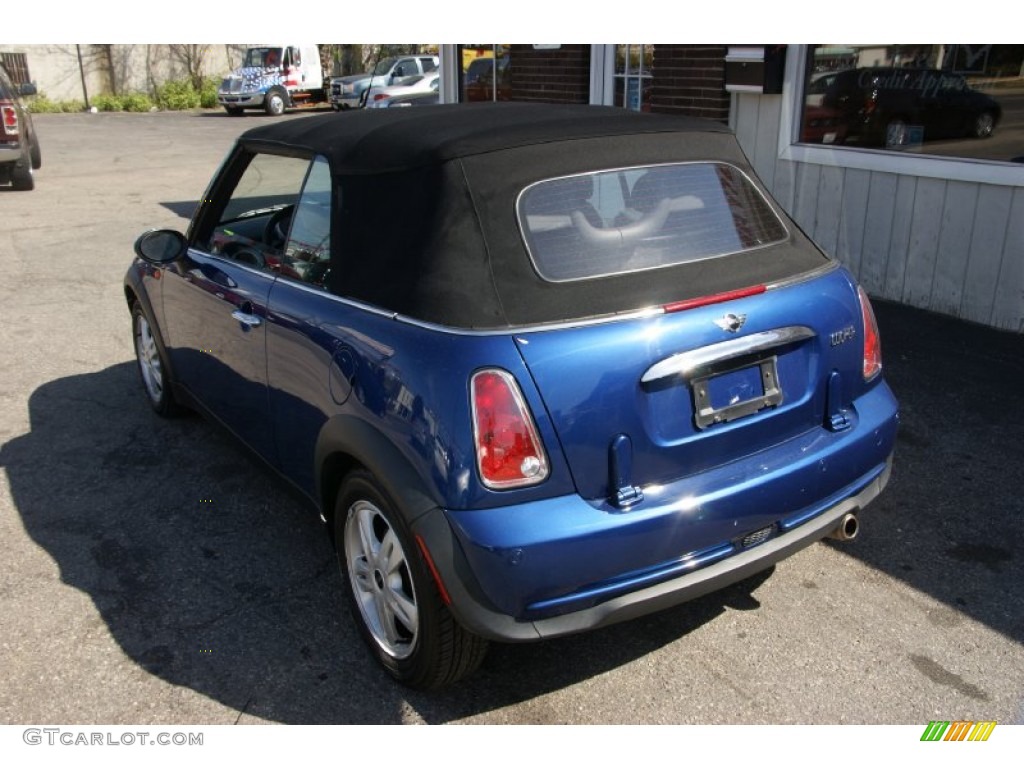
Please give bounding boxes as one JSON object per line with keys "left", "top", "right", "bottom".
{"left": 732, "top": 92, "right": 1024, "bottom": 332}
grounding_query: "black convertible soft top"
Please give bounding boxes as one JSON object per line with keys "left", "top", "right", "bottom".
{"left": 240, "top": 104, "right": 828, "bottom": 329}
{"left": 240, "top": 103, "right": 732, "bottom": 173}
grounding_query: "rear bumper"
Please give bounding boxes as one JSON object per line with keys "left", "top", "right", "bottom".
{"left": 0, "top": 141, "right": 27, "bottom": 164}
{"left": 413, "top": 381, "right": 898, "bottom": 641}
{"left": 415, "top": 457, "right": 892, "bottom": 642}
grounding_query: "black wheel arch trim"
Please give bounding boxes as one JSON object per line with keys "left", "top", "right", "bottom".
{"left": 315, "top": 414, "right": 439, "bottom": 531}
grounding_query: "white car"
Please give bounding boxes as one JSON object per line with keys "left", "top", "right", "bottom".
{"left": 364, "top": 74, "right": 440, "bottom": 108}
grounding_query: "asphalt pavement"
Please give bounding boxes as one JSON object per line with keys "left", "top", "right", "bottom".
{"left": 0, "top": 111, "right": 1021, "bottom": 726}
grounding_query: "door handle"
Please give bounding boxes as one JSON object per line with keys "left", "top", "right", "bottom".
{"left": 231, "top": 309, "right": 262, "bottom": 328}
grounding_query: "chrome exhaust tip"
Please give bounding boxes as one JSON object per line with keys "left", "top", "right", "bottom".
{"left": 828, "top": 512, "right": 859, "bottom": 542}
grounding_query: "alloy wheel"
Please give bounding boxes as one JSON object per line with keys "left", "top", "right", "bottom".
{"left": 343, "top": 499, "right": 419, "bottom": 659}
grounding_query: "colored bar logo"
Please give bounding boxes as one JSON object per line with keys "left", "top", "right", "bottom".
{"left": 921, "top": 721, "right": 996, "bottom": 741}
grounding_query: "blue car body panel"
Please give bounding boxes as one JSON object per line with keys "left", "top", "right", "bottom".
{"left": 125, "top": 104, "right": 899, "bottom": 650}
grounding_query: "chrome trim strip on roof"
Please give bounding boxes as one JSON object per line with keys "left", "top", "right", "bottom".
{"left": 237, "top": 253, "right": 839, "bottom": 338}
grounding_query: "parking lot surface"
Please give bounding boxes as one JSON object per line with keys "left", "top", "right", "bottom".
{"left": 1, "top": 111, "right": 1022, "bottom": 725}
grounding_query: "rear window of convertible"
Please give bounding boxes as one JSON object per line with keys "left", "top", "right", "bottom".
{"left": 517, "top": 162, "right": 788, "bottom": 282}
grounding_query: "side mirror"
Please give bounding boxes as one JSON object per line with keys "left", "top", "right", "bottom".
{"left": 134, "top": 229, "right": 187, "bottom": 264}
{"left": 19, "top": 83, "right": 37, "bottom": 97}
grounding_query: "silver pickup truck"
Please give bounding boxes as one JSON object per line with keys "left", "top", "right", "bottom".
{"left": 330, "top": 55, "right": 439, "bottom": 110}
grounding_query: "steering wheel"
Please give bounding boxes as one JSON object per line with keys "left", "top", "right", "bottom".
{"left": 222, "top": 242, "right": 266, "bottom": 269}
{"left": 263, "top": 206, "right": 294, "bottom": 251}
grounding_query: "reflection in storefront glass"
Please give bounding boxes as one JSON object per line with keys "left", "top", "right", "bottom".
{"left": 459, "top": 44, "right": 511, "bottom": 103}
{"left": 614, "top": 44, "right": 654, "bottom": 112}
{"left": 800, "top": 44, "right": 1023, "bottom": 164}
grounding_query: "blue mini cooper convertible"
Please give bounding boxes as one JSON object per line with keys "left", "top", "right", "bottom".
{"left": 126, "top": 103, "right": 898, "bottom": 688}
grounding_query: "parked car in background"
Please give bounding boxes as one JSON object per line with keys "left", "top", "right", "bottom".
{"left": 375, "top": 91, "right": 440, "bottom": 108}
{"left": 0, "top": 64, "right": 41, "bottom": 191}
{"left": 330, "top": 55, "right": 439, "bottom": 110}
{"left": 800, "top": 105, "right": 848, "bottom": 145}
{"left": 465, "top": 54, "right": 511, "bottom": 102}
{"left": 364, "top": 74, "right": 439, "bottom": 108}
{"left": 819, "top": 67, "right": 1001, "bottom": 146}
{"left": 126, "top": 104, "right": 898, "bottom": 689}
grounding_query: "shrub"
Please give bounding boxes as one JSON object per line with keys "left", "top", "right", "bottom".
{"left": 121, "top": 92, "right": 155, "bottom": 112}
{"left": 199, "top": 77, "right": 220, "bottom": 109}
{"left": 26, "top": 92, "right": 86, "bottom": 113}
{"left": 156, "top": 80, "right": 200, "bottom": 110}
{"left": 26, "top": 93, "right": 62, "bottom": 113}
{"left": 91, "top": 93, "right": 123, "bottom": 112}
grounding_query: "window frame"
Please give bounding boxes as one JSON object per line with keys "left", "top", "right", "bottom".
{"left": 778, "top": 45, "right": 1023, "bottom": 187}
{"left": 190, "top": 146, "right": 337, "bottom": 292}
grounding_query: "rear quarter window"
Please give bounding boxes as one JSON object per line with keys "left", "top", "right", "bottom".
{"left": 517, "top": 162, "right": 788, "bottom": 282}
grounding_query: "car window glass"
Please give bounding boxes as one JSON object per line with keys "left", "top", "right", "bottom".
{"left": 373, "top": 57, "right": 397, "bottom": 76}
{"left": 204, "top": 152, "right": 311, "bottom": 274}
{"left": 282, "top": 155, "right": 333, "bottom": 289}
{"left": 421, "top": 57, "right": 438, "bottom": 73}
{"left": 519, "top": 162, "right": 788, "bottom": 282}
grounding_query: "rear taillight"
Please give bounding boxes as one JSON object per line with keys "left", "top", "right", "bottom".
{"left": 471, "top": 369, "right": 549, "bottom": 489}
{"left": 2, "top": 103, "right": 18, "bottom": 136}
{"left": 373, "top": 93, "right": 388, "bottom": 101}
{"left": 858, "top": 286, "right": 882, "bottom": 380}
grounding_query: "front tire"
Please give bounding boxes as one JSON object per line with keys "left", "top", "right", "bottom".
{"left": 335, "top": 470, "right": 487, "bottom": 689}
{"left": 132, "top": 302, "right": 181, "bottom": 417}
{"left": 265, "top": 89, "right": 287, "bottom": 116}
{"left": 973, "top": 111, "right": 995, "bottom": 138}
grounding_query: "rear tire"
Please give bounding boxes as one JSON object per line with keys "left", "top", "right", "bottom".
{"left": 11, "top": 161, "right": 33, "bottom": 191}
{"left": 335, "top": 470, "right": 487, "bottom": 689}
{"left": 29, "top": 136, "right": 41, "bottom": 170}
{"left": 884, "top": 117, "right": 908, "bottom": 148}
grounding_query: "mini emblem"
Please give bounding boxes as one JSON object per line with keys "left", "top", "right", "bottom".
{"left": 715, "top": 313, "right": 747, "bottom": 333}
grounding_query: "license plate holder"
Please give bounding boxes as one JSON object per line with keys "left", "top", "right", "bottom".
{"left": 691, "top": 356, "right": 782, "bottom": 429}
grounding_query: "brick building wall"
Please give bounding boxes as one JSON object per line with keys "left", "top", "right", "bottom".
{"left": 509, "top": 44, "right": 590, "bottom": 104}
{"left": 650, "top": 45, "right": 730, "bottom": 122}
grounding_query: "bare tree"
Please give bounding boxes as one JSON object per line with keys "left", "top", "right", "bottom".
{"left": 318, "top": 45, "right": 337, "bottom": 78}
{"left": 168, "top": 44, "right": 210, "bottom": 90}
{"left": 97, "top": 44, "right": 118, "bottom": 94}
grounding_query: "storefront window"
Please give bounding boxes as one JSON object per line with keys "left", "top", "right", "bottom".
{"left": 614, "top": 44, "right": 653, "bottom": 112}
{"left": 800, "top": 44, "right": 1023, "bottom": 163}
{"left": 459, "top": 44, "right": 511, "bottom": 102}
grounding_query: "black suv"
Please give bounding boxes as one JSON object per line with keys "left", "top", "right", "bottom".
{"left": 818, "top": 67, "right": 1002, "bottom": 147}
{"left": 0, "top": 64, "right": 41, "bottom": 191}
